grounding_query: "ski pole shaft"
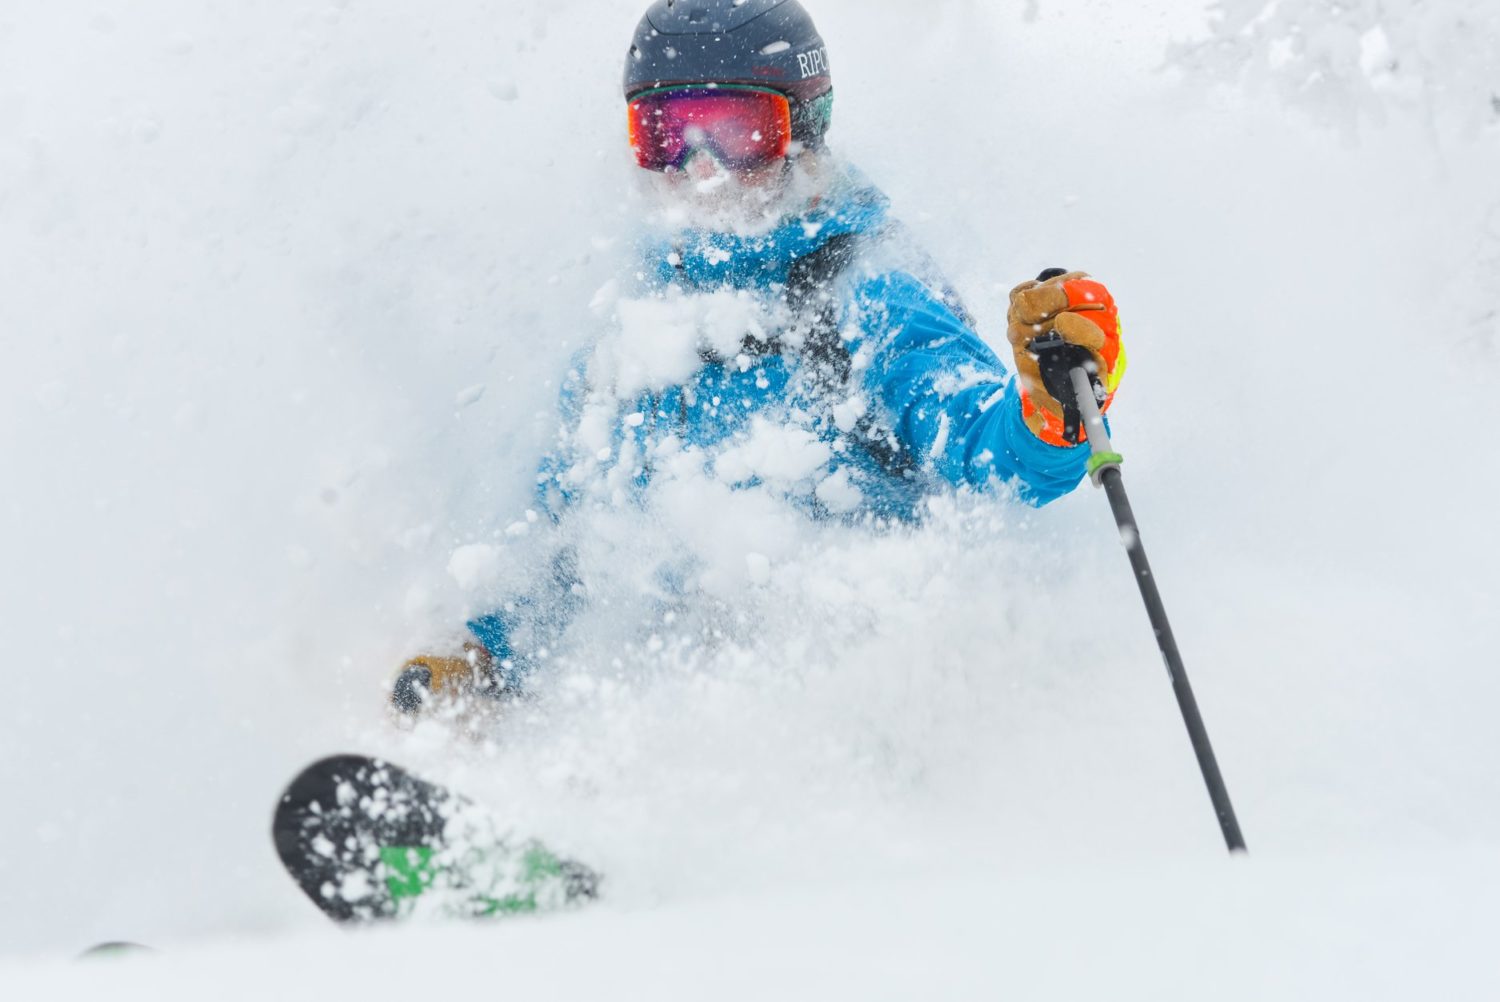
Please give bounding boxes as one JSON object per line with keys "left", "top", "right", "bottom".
{"left": 1068, "top": 367, "right": 1248, "bottom": 854}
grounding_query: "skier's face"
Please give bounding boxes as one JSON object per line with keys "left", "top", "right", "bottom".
{"left": 627, "top": 85, "right": 797, "bottom": 221}
{"left": 640, "top": 149, "right": 793, "bottom": 231}
{"left": 672, "top": 145, "right": 789, "bottom": 193}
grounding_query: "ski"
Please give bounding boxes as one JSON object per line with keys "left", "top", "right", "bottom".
{"left": 272, "top": 754, "right": 599, "bottom": 924}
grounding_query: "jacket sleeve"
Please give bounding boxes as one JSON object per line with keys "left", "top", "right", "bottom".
{"left": 533, "top": 353, "right": 593, "bottom": 519}
{"left": 850, "top": 271, "right": 1091, "bottom": 506}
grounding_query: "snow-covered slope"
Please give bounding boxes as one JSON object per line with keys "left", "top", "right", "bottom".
{"left": 11, "top": 852, "right": 1500, "bottom": 1001}
{"left": 2, "top": 0, "right": 1497, "bottom": 994}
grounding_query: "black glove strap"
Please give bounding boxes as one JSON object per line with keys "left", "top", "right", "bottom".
{"left": 1028, "top": 333, "right": 1096, "bottom": 445}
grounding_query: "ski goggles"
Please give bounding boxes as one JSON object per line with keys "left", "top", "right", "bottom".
{"left": 627, "top": 85, "right": 793, "bottom": 173}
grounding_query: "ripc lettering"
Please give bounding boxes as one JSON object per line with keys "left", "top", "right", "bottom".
{"left": 796, "top": 47, "right": 829, "bottom": 79}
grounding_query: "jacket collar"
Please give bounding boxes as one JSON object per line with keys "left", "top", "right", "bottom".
{"left": 642, "top": 164, "right": 889, "bottom": 290}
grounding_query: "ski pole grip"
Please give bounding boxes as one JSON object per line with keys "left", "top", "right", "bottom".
{"left": 1069, "top": 366, "right": 1122, "bottom": 485}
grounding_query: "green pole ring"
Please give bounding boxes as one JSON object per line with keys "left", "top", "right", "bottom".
{"left": 1087, "top": 451, "right": 1124, "bottom": 485}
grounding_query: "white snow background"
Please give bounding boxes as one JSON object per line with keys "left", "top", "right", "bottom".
{"left": 3, "top": 0, "right": 1498, "bottom": 997}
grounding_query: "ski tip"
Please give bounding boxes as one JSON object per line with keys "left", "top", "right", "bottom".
{"left": 272, "top": 754, "right": 389, "bottom": 825}
{"left": 281, "top": 754, "right": 391, "bottom": 796}
{"left": 271, "top": 754, "right": 376, "bottom": 881}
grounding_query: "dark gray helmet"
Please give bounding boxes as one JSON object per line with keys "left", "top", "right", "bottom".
{"left": 624, "top": 0, "right": 833, "bottom": 146}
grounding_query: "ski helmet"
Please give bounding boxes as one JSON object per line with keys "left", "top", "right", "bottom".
{"left": 624, "top": 0, "right": 833, "bottom": 148}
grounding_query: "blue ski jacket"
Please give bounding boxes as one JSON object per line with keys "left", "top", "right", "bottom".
{"left": 468, "top": 165, "right": 1095, "bottom": 666}
{"left": 531, "top": 166, "right": 1092, "bottom": 522}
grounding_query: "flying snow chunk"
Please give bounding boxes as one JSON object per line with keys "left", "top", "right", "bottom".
{"left": 605, "top": 289, "right": 774, "bottom": 396}
{"left": 715, "top": 418, "right": 832, "bottom": 486}
{"left": 589, "top": 279, "right": 621, "bottom": 315}
{"left": 396, "top": 523, "right": 435, "bottom": 551}
{"left": 448, "top": 544, "right": 504, "bottom": 591}
{"left": 831, "top": 394, "right": 867, "bottom": 433}
{"left": 746, "top": 552, "right": 772, "bottom": 586}
{"left": 455, "top": 384, "right": 486, "bottom": 408}
{"left": 928, "top": 412, "right": 951, "bottom": 459}
{"left": 339, "top": 870, "right": 374, "bottom": 902}
{"left": 815, "top": 469, "right": 863, "bottom": 514}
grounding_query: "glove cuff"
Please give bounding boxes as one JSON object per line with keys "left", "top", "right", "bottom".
{"left": 1019, "top": 386, "right": 1116, "bottom": 448}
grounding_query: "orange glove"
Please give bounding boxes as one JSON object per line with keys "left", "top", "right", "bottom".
{"left": 1006, "top": 269, "right": 1126, "bottom": 447}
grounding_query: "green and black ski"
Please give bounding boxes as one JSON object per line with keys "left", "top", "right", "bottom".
{"left": 272, "top": 754, "right": 598, "bottom": 924}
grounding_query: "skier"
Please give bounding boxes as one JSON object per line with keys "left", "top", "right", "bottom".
{"left": 392, "top": 0, "right": 1126, "bottom": 714}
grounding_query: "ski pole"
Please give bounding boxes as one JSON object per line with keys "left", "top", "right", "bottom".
{"left": 1031, "top": 334, "right": 1247, "bottom": 854}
